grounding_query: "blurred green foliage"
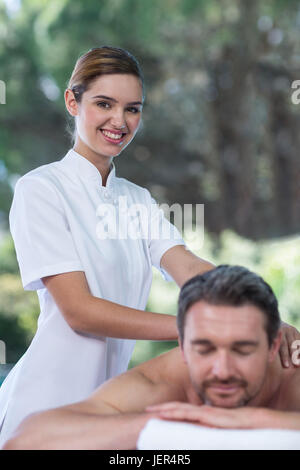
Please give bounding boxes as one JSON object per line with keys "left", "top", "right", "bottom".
{"left": 1, "top": 0, "right": 300, "bottom": 238}
{"left": 0, "top": 237, "right": 40, "bottom": 362}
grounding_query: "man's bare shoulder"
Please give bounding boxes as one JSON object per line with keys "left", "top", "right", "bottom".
{"left": 81, "top": 346, "right": 189, "bottom": 415}
{"left": 282, "top": 366, "right": 300, "bottom": 411}
{"left": 135, "top": 346, "right": 190, "bottom": 386}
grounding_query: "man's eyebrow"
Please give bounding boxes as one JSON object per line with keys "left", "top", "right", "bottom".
{"left": 190, "top": 340, "right": 259, "bottom": 347}
{"left": 232, "top": 341, "right": 259, "bottom": 347}
{"left": 91, "top": 95, "right": 143, "bottom": 105}
{"left": 190, "top": 339, "right": 213, "bottom": 346}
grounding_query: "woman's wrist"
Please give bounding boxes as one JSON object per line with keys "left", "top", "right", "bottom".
{"left": 144, "top": 312, "right": 178, "bottom": 341}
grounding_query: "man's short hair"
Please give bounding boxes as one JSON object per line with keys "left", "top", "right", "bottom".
{"left": 177, "top": 265, "right": 281, "bottom": 346}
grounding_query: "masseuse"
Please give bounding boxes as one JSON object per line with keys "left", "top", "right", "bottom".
{"left": 0, "top": 46, "right": 214, "bottom": 446}
{"left": 0, "top": 46, "right": 296, "bottom": 447}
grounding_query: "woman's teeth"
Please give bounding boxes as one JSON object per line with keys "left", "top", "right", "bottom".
{"left": 101, "top": 130, "right": 123, "bottom": 140}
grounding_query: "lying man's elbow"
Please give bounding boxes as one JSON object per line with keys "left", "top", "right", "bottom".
{"left": 1, "top": 412, "right": 46, "bottom": 450}
{"left": 2, "top": 435, "right": 29, "bottom": 450}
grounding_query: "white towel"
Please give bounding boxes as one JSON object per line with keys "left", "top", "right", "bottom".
{"left": 137, "top": 419, "right": 300, "bottom": 450}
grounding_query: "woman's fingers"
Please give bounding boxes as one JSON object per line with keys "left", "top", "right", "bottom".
{"left": 279, "top": 330, "right": 290, "bottom": 368}
{"left": 280, "top": 322, "right": 300, "bottom": 368}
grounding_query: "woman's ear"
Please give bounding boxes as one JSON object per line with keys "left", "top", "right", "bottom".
{"left": 64, "top": 89, "right": 78, "bottom": 117}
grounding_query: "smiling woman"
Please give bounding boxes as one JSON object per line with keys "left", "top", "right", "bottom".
{"left": 66, "top": 73, "right": 143, "bottom": 173}
{"left": 67, "top": 46, "right": 144, "bottom": 147}
{"left": 64, "top": 47, "right": 145, "bottom": 184}
{"left": 0, "top": 46, "right": 214, "bottom": 447}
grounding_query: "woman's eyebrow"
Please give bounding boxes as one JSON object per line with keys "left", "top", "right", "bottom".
{"left": 91, "top": 94, "right": 143, "bottom": 106}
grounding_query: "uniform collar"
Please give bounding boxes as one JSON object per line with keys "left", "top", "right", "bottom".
{"left": 61, "top": 148, "right": 116, "bottom": 189}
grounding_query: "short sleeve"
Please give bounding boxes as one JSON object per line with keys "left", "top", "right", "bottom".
{"left": 147, "top": 193, "right": 185, "bottom": 282}
{"left": 9, "top": 176, "right": 84, "bottom": 291}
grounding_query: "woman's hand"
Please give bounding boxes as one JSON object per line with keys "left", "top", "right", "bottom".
{"left": 146, "top": 402, "right": 262, "bottom": 429}
{"left": 280, "top": 321, "right": 300, "bottom": 368}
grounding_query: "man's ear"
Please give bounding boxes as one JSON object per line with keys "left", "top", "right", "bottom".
{"left": 64, "top": 89, "right": 79, "bottom": 117}
{"left": 268, "top": 330, "right": 282, "bottom": 362}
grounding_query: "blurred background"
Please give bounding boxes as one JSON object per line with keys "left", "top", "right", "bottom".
{"left": 0, "top": 0, "right": 299, "bottom": 374}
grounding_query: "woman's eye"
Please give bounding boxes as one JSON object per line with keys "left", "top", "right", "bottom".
{"left": 126, "top": 107, "right": 140, "bottom": 114}
{"left": 97, "top": 101, "right": 110, "bottom": 109}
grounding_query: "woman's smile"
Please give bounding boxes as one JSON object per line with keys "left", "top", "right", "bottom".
{"left": 99, "top": 128, "right": 127, "bottom": 145}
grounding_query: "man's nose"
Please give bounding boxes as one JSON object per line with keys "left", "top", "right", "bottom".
{"left": 211, "top": 350, "right": 235, "bottom": 380}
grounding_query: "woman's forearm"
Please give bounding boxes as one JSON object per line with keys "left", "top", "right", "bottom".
{"left": 72, "top": 296, "right": 178, "bottom": 340}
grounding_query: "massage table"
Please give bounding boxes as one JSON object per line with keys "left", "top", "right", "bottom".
{"left": 137, "top": 419, "right": 300, "bottom": 450}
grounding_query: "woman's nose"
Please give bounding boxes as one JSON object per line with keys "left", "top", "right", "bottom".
{"left": 110, "top": 109, "right": 126, "bottom": 129}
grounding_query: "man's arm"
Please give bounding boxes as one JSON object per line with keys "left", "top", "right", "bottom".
{"left": 146, "top": 402, "right": 300, "bottom": 430}
{"left": 3, "top": 406, "right": 157, "bottom": 450}
{"left": 3, "top": 348, "right": 188, "bottom": 450}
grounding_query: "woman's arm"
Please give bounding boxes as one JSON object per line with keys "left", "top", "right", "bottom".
{"left": 43, "top": 245, "right": 214, "bottom": 340}
{"left": 160, "top": 245, "right": 215, "bottom": 287}
{"left": 43, "top": 271, "right": 178, "bottom": 340}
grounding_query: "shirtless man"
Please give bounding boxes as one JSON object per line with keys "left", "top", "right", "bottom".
{"left": 3, "top": 265, "right": 300, "bottom": 450}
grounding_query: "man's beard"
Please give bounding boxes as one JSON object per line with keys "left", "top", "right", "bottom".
{"left": 194, "top": 377, "right": 253, "bottom": 408}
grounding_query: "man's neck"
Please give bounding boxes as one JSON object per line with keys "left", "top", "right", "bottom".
{"left": 250, "top": 354, "right": 299, "bottom": 410}
{"left": 248, "top": 354, "right": 284, "bottom": 408}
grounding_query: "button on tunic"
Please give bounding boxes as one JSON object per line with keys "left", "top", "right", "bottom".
{"left": 0, "top": 149, "right": 185, "bottom": 445}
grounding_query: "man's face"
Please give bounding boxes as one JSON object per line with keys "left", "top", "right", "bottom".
{"left": 181, "top": 301, "right": 278, "bottom": 408}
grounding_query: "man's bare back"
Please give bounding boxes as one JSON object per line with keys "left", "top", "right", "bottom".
{"left": 87, "top": 346, "right": 300, "bottom": 414}
{"left": 3, "top": 265, "right": 300, "bottom": 449}
{"left": 3, "top": 345, "right": 300, "bottom": 450}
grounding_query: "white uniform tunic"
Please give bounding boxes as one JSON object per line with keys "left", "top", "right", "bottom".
{"left": 0, "top": 149, "right": 185, "bottom": 446}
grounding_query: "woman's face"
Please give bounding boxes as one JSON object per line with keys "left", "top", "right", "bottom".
{"left": 65, "top": 73, "right": 143, "bottom": 160}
